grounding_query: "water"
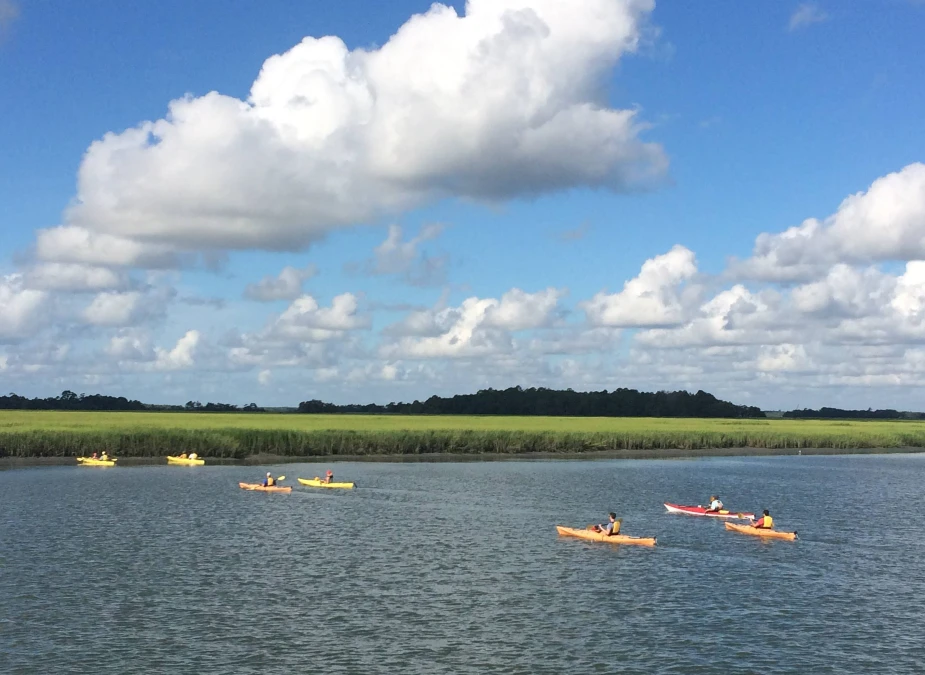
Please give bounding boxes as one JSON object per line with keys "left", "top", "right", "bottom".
{"left": 2, "top": 454, "right": 924, "bottom": 674}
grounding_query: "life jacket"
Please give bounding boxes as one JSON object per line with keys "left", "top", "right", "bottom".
{"left": 755, "top": 515, "right": 773, "bottom": 528}
{"left": 267, "top": 477, "right": 276, "bottom": 486}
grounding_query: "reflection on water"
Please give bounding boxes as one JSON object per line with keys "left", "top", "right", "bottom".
{"left": 2, "top": 455, "right": 924, "bottom": 674}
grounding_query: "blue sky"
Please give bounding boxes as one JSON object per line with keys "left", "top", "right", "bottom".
{"left": 2, "top": 0, "right": 925, "bottom": 409}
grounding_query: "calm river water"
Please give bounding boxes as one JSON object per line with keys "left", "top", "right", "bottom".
{"left": 2, "top": 454, "right": 924, "bottom": 674}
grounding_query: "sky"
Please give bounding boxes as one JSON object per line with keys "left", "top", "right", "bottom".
{"left": 2, "top": 0, "right": 925, "bottom": 409}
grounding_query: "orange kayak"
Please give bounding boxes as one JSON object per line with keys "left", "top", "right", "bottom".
{"left": 725, "top": 522, "right": 796, "bottom": 541}
{"left": 239, "top": 482, "right": 291, "bottom": 493}
{"left": 556, "top": 526, "right": 656, "bottom": 547}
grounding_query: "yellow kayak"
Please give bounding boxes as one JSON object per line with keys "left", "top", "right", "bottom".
{"left": 556, "top": 526, "right": 656, "bottom": 546}
{"left": 77, "top": 457, "right": 117, "bottom": 467}
{"left": 725, "top": 522, "right": 797, "bottom": 541}
{"left": 298, "top": 478, "right": 355, "bottom": 489}
{"left": 167, "top": 456, "right": 205, "bottom": 466}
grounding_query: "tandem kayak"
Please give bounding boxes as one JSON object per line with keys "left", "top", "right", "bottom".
{"left": 724, "top": 522, "right": 797, "bottom": 541}
{"left": 298, "top": 478, "right": 355, "bottom": 489}
{"left": 664, "top": 503, "right": 754, "bottom": 519}
{"left": 556, "top": 526, "right": 656, "bottom": 547}
{"left": 77, "top": 457, "right": 117, "bottom": 467}
{"left": 167, "top": 456, "right": 205, "bottom": 466}
{"left": 238, "top": 482, "right": 291, "bottom": 493}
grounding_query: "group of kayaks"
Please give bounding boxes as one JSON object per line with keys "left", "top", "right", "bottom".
{"left": 238, "top": 476, "right": 355, "bottom": 493}
{"left": 663, "top": 502, "right": 797, "bottom": 540}
{"left": 74, "top": 456, "right": 793, "bottom": 544}
{"left": 555, "top": 501, "right": 797, "bottom": 547}
{"left": 77, "top": 455, "right": 205, "bottom": 466}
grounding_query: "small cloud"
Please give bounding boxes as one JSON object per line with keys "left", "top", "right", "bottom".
{"left": 179, "top": 295, "right": 227, "bottom": 310}
{"left": 349, "top": 224, "right": 449, "bottom": 287}
{"left": 789, "top": 3, "right": 829, "bottom": 31}
{"left": 556, "top": 222, "right": 591, "bottom": 242}
{"left": 699, "top": 116, "right": 722, "bottom": 130}
{"left": 0, "top": 0, "right": 20, "bottom": 38}
{"left": 244, "top": 265, "right": 317, "bottom": 302}
{"left": 258, "top": 369, "right": 272, "bottom": 386}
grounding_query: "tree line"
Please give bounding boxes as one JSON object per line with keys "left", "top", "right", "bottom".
{"left": 298, "top": 386, "right": 766, "bottom": 418}
{"left": 0, "top": 390, "right": 146, "bottom": 411}
{"left": 783, "top": 407, "right": 925, "bottom": 420}
{"left": 0, "top": 391, "right": 264, "bottom": 412}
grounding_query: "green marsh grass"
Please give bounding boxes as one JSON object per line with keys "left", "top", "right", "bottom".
{"left": 2, "top": 411, "right": 925, "bottom": 459}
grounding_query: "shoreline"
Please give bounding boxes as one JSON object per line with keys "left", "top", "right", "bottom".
{"left": 3, "top": 445, "right": 923, "bottom": 469}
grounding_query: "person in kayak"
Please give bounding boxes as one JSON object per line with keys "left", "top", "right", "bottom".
{"left": 91, "top": 452, "right": 99, "bottom": 459}
{"left": 751, "top": 510, "right": 773, "bottom": 529}
{"left": 323, "top": 470, "right": 334, "bottom": 484}
{"left": 100, "top": 452, "right": 110, "bottom": 461}
{"left": 591, "top": 513, "right": 621, "bottom": 535}
{"left": 179, "top": 452, "right": 188, "bottom": 459}
{"left": 261, "top": 472, "right": 276, "bottom": 487}
{"left": 705, "top": 495, "right": 724, "bottom": 513}
{"left": 189, "top": 452, "right": 198, "bottom": 460}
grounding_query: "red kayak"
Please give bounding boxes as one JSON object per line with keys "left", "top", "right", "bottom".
{"left": 664, "top": 503, "right": 754, "bottom": 519}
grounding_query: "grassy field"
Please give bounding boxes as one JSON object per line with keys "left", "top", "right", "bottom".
{"left": 3, "top": 410, "right": 925, "bottom": 459}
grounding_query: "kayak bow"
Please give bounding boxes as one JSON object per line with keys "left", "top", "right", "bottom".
{"left": 76, "top": 457, "right": 117, "bottom": 467}
{"left": 167, "top": 456, "right": 205, "bottom": 466}
{"left": 556, "top": 526, "right": 656, "bottom": 547}
{"left": 664, "top": 503, "right": 754, "bottom": 519}
{"left": 297, "top": 478, "right": 355, "bottom": 489}
{"left": 724, "top": 522, "right": 797, "bottom": 541}
{"left": 238, "top": 482, "right": 291, "bottom": 493}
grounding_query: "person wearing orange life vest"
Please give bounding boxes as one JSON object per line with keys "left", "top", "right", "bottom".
{"left": 751, "top": 509, "right": 773, "bottom": 529}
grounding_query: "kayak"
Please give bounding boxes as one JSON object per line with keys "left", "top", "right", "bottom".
{"left": 556, "top": 526, "right": 656, "bottom": 547}
{"left": 664, "top": 502, "right": 754, "bottom": 519}
{"left": 298, "top": 478, "right": 355, "bottom": 489}
{"left": 167, "top": 456, "right": 205, "bottom": 466}
{"left": 238, "top": 482, "right": 291, "bottom": 493}
{"left": 77, "top": 457, "right": 117, "bottom": 467}
{"left": 725, "top": 522, "right": 797, "bottom": 541}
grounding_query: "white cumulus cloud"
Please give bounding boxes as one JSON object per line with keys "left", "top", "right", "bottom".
{"left": 581, "top": 245, "right": 698, "bottom": 327}
{"left": 732, "top": 163, "right": 925, "bottom": 281}
{"left": 35, "top": 0, "right": 666, "bottom": 267}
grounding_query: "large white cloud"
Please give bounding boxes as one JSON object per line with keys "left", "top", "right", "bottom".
{"left": 732, "top": 163, "right": 925, "bottom": 281}
{"left": 36, "top": 0, "right": 665, "bottom": 266}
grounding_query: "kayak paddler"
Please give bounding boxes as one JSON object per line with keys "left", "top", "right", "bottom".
{"left": 750, "top": 509, "right": 773, "bottom": 529}
{"left": 323, "top": 470, "right": 334, "bottom": 484}
{"left": 705, "top": 495, "right": 724, "bottom": 513}
{"left": 591, "top": 513, "right": 622, "bottom": 536}
{"left": 179, "top": 452, "right": 188, "bottom": 459}
{"left": 91, "top": 452, "right": 99, "bottom": 460}
{"left": 261, "top": 472, "right": 276, "bottom": 487}
{"left": 189, "top": 452, "right": 198, "bottom": 460}
{"left": 100, "top": 452, "right": 110, "bottom": 461}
